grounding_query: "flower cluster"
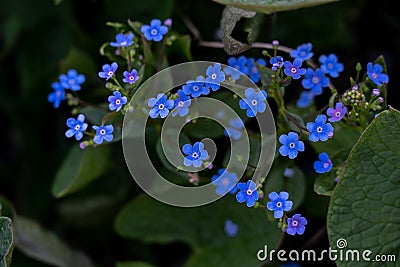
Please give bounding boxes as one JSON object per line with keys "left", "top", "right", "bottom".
{"left": 224, "top": 55, "right": 266, "bottom": 83}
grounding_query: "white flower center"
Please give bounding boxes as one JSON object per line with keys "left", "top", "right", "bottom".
{"left": 69, "top": 79, "right": 75, "bottom": 85}
{"left": 193, "top": 85, "right": 199, "bottom": 91}
{"left": 158, "top": 103, "right": 165, "bottom": 109}
{"left": 276, "top": 201, "right": 282, "bottom": 208}
{"left": 251, "top": 99, "right": 257, "bottom": 106}
{"left": 211, "top": 73, "right": 217, "bottom": 79}
{"left": 335, "top": 111, "right": 341, "bottom": 117}
{"left": 246, "top": 189, "right": 253, "bottom": 196}
{"left": 372, "top": 73, "right": 378, "bottom": 79}
{"left": 129, "top": 76, "right": 134, "bottom": 80}
{"left": 151, "top": 29, "right": 158, "bottom": 35}
{"left": 312, "top": 77, "right": 319, "bottom": 84}
{"left": 292, "top": 220, "right": 298, "bottom": 227}
{"left": 317, "top": 126, "right": 323, "bottom": 133}
{"left": 323, "top": 162, "right": 330, "bottom": 169}
{"left": 108, "top": 71, "right": 114, "bottom": 76}
{"left": 222, "top": 178, "right": 229, "bottom": 186}
{"left": 192, "top": 152, "right": 198, "bottom": 158}
{"left": 178, "top": 101, "right": 184, "bottom": 107}
{"left": 289, "top": 143, "right": 295, "bottom": 148}
{"left": 75, "top": 125, "right": 80, "bottom": 131}
{"left": 100, "top": 129, "right": 106, "bottom": 135}
{"left": 116, "top": 99, "right": 121, "bottom": 105}
{"left": 291, "top": 67, "right": 297, "bottom": 73}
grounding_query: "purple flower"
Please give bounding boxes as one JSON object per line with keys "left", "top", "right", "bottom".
{"left": 306, "top": 115, "right": 334, "bottom": 142}
{"left": 326, "top": 102, "right": 346, "bottom": 122}
{"left": 284, "top": 58, "right": 306, "bottom": 80}
{"left": 92, "top": 125, "right": 114, "bottom": 144}
{"left": 108, "top": 91, "right": 127, "bottom": 112}
{"left": 286, "top": 214, "right": 307, "bottom": 236}
{"left": 110, "top": 33, "right": 134, "bottom": 47}
{"left": 65, "top": 114, "right": 88, "bottom": 141}
{"left": 224, "top": 219, "right": 238, "bottom": 237}
{"left": 148, "top": 93, "right": 174, "bottom": 118}
{"left": 98, "top": 62, "right": 118, "bottom": 80}
{"left": 236, "top": 180, "right": 259, "bottom": 207}
{"left": 290, "top": 43, "right": 313, "bottom": 61}
{"left": 47, "top": 82, "right": 65, "bottom": 108}
{"left": 372, "top": 88, "right": 380, "bottom": 96}
{"left": 301, "top": 68, "right": 330, "bottom": 95}
{"left": 59, "top": 69, "right": 86, "bottom": 91}
{"left": 319, "top": 53, "right": 344, "bottom": 78}
{"left": 123, "top": 69, "right": 139, "bottom": 84}
{"left": 279, "top": 132, "right": 305, "bottom": 159}
{"left": 314, "top": 152, "right": 332, "bottom": 173}
{"left": 267, "top": 191, "right": 293, "bottom": 218}
{"left": 367, "top": 62, "right": 389, "bottom": 86}
{"left": 141, "top": 19, "right": 168, "bottom": 42}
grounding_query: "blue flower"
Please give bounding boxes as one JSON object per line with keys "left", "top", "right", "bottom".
{"left": 319, "top": 53, "right": 344, "bottom": 78}
{"left": 141, "top": 19, "right": 168, "bottom": 42}
{"left": 239, "top": 88, "right": 267, "bottom": 118}
{"left": 301, "top": 68, "right": 330, "bottom": 95}
{"left": 65, "top": 114, "right": 88, "bottom": 141}
{"left": 286, "top": 214, "right": 307, "bottom": 236}
{"left": 270, "top": 56, "right": 284, "bottom": 71}
{"left": 247, "top": 57, "right": 266, "bottom": 83}
{"left": 279, "top": 132, "right": 305, "bottom": 159}
{"left": 148, "top": 93, "right": 174, "bottom": 119}
{"left": 123, "top": 69, "right": 139, "bottom": 84}
{"left": 92, "top": 125, "right": 114, "bottom": 144}
{"left": 110, "top": 33, "right": 134, "bottom": 47}
{"left": 225, "top": 56, "right": 248, "bottom": 80}
{"left": 171, "top": 89, "right": 191, "bottom": 117}
{"left": 296, "top": 91, "right": 315, "bottom": 108}
{"left": 306, "top": 115, "right": 334, "bottom": 142}
{"left": 284, "top": 58, "right": 306, "bottom": 79}
{"left": 224, "top": 219, "right": 238, "bottom": 237}
{"left": 47, "top": 82, "right": 65, "bottom": 108}
{"left": 314, "top": 152, "right": 332, "bottom": 173}
{"left": 266, "top": 191, "right": 293, "bottom": 218}
{"left": 236, "top": 180, "right": 259, "bottom": 207}
{"left": 182, "top": 141, "right": 209, "bottom": 168}
{"left": 108, "top": 91, "right": 127, "bottom": 112}
{"left": 224, "top": 118, "right": 245, "bottom": 140}
{"left": 367, "top": 62, "right": 389, "bottom": 86}
{"left": 59, "top": 69, "right": 86, "bottom": 91}
{"left": 283, "top": 168, "right": 295, "bottom": 178}
{"left": 98, "top": 62, "right": 118, "bottom": 80}
{"left": 326, "top": 102, "right": 346, "bottom": 122}
{"left": 211, "top": 168, "right": 238, "bottom": 196}
{"left": 290, "top": 43, "right": 313, "bottom": 61}
{"left": 205, "top": 63, "right": 225, "bottom": 91}
{"left": 182, "top": 75, "right": 210, "bottom": 98}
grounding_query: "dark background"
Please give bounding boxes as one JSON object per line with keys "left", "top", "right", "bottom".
{"left": 1, "top": 0, "right": 399, "bottom": 266}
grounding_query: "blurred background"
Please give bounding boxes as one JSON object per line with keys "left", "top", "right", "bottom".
{"left": 1, "top": 0, "right": 399, "bottom": 266}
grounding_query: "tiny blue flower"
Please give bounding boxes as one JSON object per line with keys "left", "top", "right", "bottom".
{"left": 110, "top": 32, "right": 134, "bottom": 47}
{"left": 225, "top": 56, "right": 248, "bottom": 80}
{"left": 108, "top": 91, "right": 127, "bottom": 112}
{"left": 367, "top": 62, "right": 389, "bottom": 86}
{"left": 98, "top": 62, "right": 118, "bottom": 80}
{"left": 171, "top": 89, "right": 191, "bottom": 117}
{"left": 92, "top": 124, "right": 114, "bottom": 144}
{"left": 283, "top": 168, "right": 295, "bottom": 178}
{"left": 290, "top": 43, "right": 313, "bottom": 61}
{"left": 286, "top": 214, "right": 307, "bottom": 236}
{"left": 211, "top": 168, "right": 238, "bottom": 196}
{"left": 319, "top": 53, "right": 344, "bottom": 78}
{"left": 284, "top": 58, "right": 306, "bottom": 79}
{"left": 47, "top": 82, "right": 65, "bottom": 108}
{"left": 148, "top": 93, "right": 174, "bottom": 118}
{"left": 224, "top": 118, "right": 245, "bottom": 140}
{"left": 59, "top": 69, "right": 86, "bottom": 91}
{"left": 236, "top": 180, "right": 259, "bottom": 207}
{"left": 65, "top": 114, "right": 88, "bottom": 141}
{"left": 247, "top": 57, "right": 266, "bottom": 83}
{"left": 296, "top": 91, "right": 315, "bottom": 108}
{"left": 266, "top": 191, "right": 293, "bottom": 218}
{"left": 270, "top": 56, "right": 284, "bottom": 71}
{"left": 224, "top": 219, "right": 238, "bottom": 237}
{"left": 314, "top": 152, "right": 333, "bottom": 173}
{"left": 141, "top": 19, "right": 168, "bottom": 42}
{"left": 279, "top": 132, "right": 305, "bottom": 159}
{"left": 123, "top": 69, "right": 139, "bottom": 84}
{"left": 301, "top": 68, "right": 330, "bottom": 95}
{"left": 205, "top": 63, "right": 225, "bottom": 91}
{"left": 306, "top": 115, "right": 334, "bottom": 142}
{"left": 182, "top": 75, "right": 210, "bottom": 98}
{"left": 239, "top": 88, "right": 267, "bottom": 118}
{"left": 182, "top": 141, "right": 209, "bottom": 168}
{"left": 326, "top": 102, "right": 346, "bottom": 122}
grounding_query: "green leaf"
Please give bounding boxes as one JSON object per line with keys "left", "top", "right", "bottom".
{"left": 212, "top": 0, "right": 338, "bottom": 15}
{"left": 116, "top": 262, "right": 155, "bottom": 267}
{"left": 59, "top": 48, "right": 97, "bottom": 79}
{"left": 79, "top": 106, "right": 107, "bottom": 124}
{"left": 284, "top": 111, "right": 306, "bottom": 132}
{"left": 327, "top": 108, "right": 400, "bottom": 266}
{"left": 166, "top": 34, "right": 193, "bottom": 61}
{"left": 115, "top": 194, "right": 282, "bottom": 267}
{"left": 52, "top": 145, "right": 110, "bottom": 198}
{"left": 0, "top": 217, "right": 13, "bottom": 267}
{"left": 14, "top": 216, "right": 96, "bottom": 267}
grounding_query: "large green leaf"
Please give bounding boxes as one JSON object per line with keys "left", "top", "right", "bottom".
{"left": 212, "top": 0, "right": 338, "bottom": 15}
{"left": 327, "top": 109, "right": 400, "bottom": 266}
{"left": 115, "top": 194, "right": 282, "bottom": 267}
{"left": 14, "top": 216, "right": 96, "bottom": 267}
{"left": 52, "top": 145, "right": 110, "bottom": 198}
{"left": 0, "top": 217, "right": 13, "bottom": 267}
